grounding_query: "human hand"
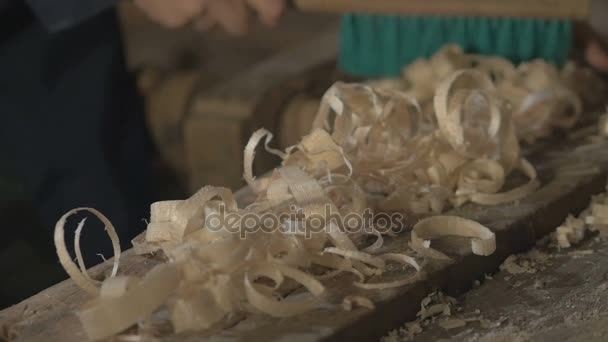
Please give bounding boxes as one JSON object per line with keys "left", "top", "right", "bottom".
{"left": 584, "top": 0, "right": 608, "bottom": 72}
{"left": 133, "top": 0, "right": 207, "bottom": 28}
{"left": 193, "top": 0, "right": 287, "bottom": 35}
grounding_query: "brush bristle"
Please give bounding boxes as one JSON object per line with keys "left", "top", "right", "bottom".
{"left": 339, "top": 15, "right": 573, "bottom": 78}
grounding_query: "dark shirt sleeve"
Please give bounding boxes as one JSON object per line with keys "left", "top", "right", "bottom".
{"left": 25, "top": 0, "right": 117, "bottom": 32}
{"left": 0, "top": 0, "right": 14, "bottom": 12}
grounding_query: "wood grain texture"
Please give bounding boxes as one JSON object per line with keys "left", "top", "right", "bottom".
{"left": 293, "top": 0, "right": 590, "bottom": 20}
{"left": 2, "top": 125, "right": 608, "bottom": 341}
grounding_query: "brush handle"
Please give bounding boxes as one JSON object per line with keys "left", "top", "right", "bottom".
{"left": 289, "top": 0, "right": 590, "bottom": 20}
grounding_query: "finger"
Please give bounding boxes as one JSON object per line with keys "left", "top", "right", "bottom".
{"left": 193, "top": 14, "right": 217, "bottom": 32}
{"left": 174, "top": 0, "right": 208, "bottom": 27}
{"left": 207, "top": 0, "right": 249, "bottom": 35}
{"left": 134, "top": 0, "right": 208, "bottom": 28}
{"left": 246, "top": 0, "right": 286, "bottom": 27}
{"left": 133, "top": 0, "right": 173, "bottom": 27}
{"left": 586, "top": 40, "right": 608, "bottom": 72}
{"left": 177, "top": 0, "right": 208, "bottom": 18}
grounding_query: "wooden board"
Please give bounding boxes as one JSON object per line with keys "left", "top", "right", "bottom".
{"left": 397, "top": 229, "right": 608, "bottom": 341}
{"left": 294, "top": 0, "right": 590, "bottom": 20}
{"left": 2, "top": 124, "right": 608, "bottom": 341}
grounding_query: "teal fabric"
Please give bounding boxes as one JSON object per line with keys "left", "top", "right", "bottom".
{"left": 340, "top": 15, "right": 574, "bottom": 78}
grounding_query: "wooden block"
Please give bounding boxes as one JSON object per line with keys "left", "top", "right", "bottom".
{"left": 144, "top": 70, "right": 202, "bottom": 178}
{"left": 278, "top": 95, "right": 321, "bottom": 149}
{"left": 184, "top": 28, "right": 340, "bottom": 192}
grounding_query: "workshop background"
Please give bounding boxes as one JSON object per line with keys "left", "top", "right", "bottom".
{"left": 0, "top": 3, "right": 338, "bottom": 309}
{"left": 5, "top": 2, "right": 608, "bottom": 341}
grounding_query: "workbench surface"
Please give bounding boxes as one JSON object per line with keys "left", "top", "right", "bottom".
{"left": 2, "top": 127, "right": 608, "bottom": 342}
{"left": 388, "top": 232, "right": 608, "bottom": 342}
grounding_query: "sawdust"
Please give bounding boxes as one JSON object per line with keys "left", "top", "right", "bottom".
{"left": 380, "top": 291, "right": 507, "bottom": 341}
{"left": 396, "top": 233, "right": 608, "bottom": 341}
{"left": 500, "top": 248, "right": 552, "bottom": 275}
{"left": 438, "top": 318, "right": 466, "bottom": 330}
{"left": 382, "top": 292, "right": 456, "bottom": 342}
{"left": 458, "top": 325, "right": 531, "bottom": 342}
{"left": 553, "top": 195, "right": 608, "bottom": 249}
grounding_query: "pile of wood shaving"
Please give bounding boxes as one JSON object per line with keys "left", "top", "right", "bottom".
{"left": 373, "top": 44, "right": 605, "bottom": 144}
{"left": 554, "top": 189, "right": 608, "bottom": 248}
{"left": 52, "top": 46, "right": 604, "bottom": 340}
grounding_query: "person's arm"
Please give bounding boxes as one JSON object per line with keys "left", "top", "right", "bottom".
{"left": 24, "top": 0, "right": 210, "bottom": 32}
{"left": 26, "top": 0, "right": 116, "bottom": 32}
{"left": 24, "top": 0, "right": 287, "bottom": 34}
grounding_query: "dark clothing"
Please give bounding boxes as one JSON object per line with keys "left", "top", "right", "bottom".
{"left": 0, "top": 4, "right": 153, "bottom": 264}
{"left": 26, "top": 0, "right": 116, "bottom": 32}
{"left": 1, "top": 0, "right": 115, "bottom": 32}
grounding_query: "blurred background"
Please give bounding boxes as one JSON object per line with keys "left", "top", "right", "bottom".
{"left": 0, "top": 3, "right": 339, "bottom": 309}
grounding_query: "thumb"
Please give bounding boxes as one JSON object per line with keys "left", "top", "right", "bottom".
{"left": 246, "top": 0, "right": 286, "bottom": 27}
{"left": 207, "top": 0, "right": 249, "bottom": 35}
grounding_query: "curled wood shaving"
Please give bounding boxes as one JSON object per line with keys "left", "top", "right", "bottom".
{"left": 54, "top": 208, "right": 121, "bottom": 295}
{"left": 78, "top": 264, "right": 179, "bottom": 340}
{"left": 353, "top": 253, "right": 421, "bottom": 290}
{"left": 396, "top": 45, "right": 597, "bottom": 145}
{"left": 52, "top": 44, "right": 605, "bottom": 339}
{"left": 245, "top": 264, "right": 325, "bottom": 318}
{"left": 411, "top": 216, "right": 496, "bottom": 260}
{"left": 342, "top": 296, "right": 375, "bottom": 311}
{"left": 469, "top": 158, "right": 539, "bottom": 206}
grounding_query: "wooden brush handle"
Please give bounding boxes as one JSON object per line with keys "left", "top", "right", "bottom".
{"left": 290, "top": 0, "right": 590, "bottom": 20}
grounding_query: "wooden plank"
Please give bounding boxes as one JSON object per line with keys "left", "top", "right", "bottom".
{"left": 398, "top": 227, "right": 608, "bottom": 341}
{"left": 201, "top": 138, "right": 608, "bottom": 342}
{"left": 293, "top": 0, "right": 590, "bottom": 20}
{"left": 2, "top": 126, "right": 608, "bottom": 341}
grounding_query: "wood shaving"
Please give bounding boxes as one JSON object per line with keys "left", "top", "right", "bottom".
{"left": 553, "top": 182, "right": 608, "bottom": 248}
{"left": 555, "top": 215, "right": 586, "bottom": 248}
{"left": 392, "top": 45, "right": 599, "bottom": 145}
{"left": 500, "top": 249, "right": 550, "bottom": 275}
{"left": 438, "top": 318, "right": 467, "bottom": 330}
{"left": 54, "top": 208, "right": 121, "bottom": 295}
{"left": 52, "top": 45, "right": 604, "bottom": 339}
{"left": 417, "top": 292, "right": 456, "bottom": 321}
{"left": 411, "top": 216, "right": 496, "bottom": 260}
{"left": 382, "top": 322, "right": 423, "bottom": 342}
{"left": 342, "top": 296, "right": 375, "bottom": 311}
{"left": 599, "top": 111, "right": 608, "bottom": 137}
{"left": 383, "top": 291, "right": 458, "bottom": 341}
